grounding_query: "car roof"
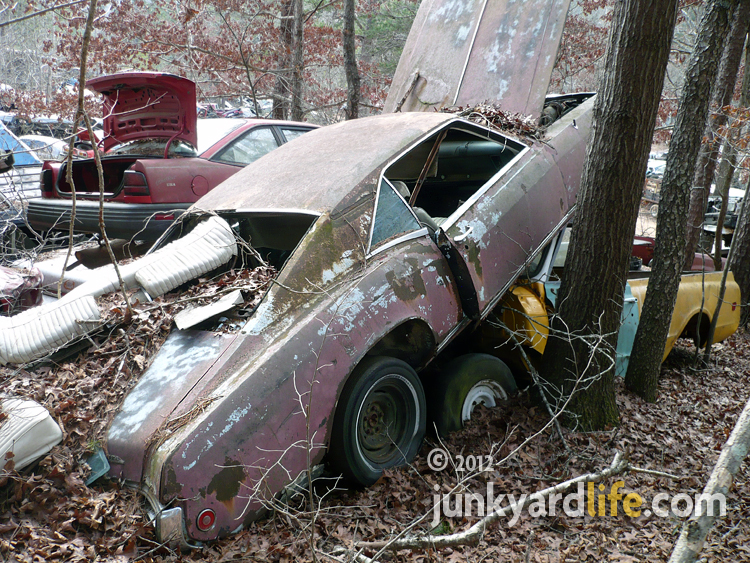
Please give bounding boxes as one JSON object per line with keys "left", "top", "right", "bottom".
{"left": 196, "top": 118, "right": 315, "bottom": 155}
{"left": 193, "top": 112, "right": 455, "bottom": 215}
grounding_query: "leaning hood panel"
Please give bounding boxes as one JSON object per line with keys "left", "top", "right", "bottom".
{"left": 86, "top": 72, "right": 197, "bottom": 149}
{"left": 384, "top": 0, "right": 571, "bottom": 117}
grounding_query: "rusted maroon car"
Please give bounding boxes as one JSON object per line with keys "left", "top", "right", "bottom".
{"left": 103, "top": 90, "right": 595, "bottom": 545}
{"left": 26, "top": 72, "right": 315, "bottom": 240}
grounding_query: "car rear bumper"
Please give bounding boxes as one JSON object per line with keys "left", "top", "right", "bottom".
{"left": 26, "top": 198, "right": 190, "bottom": 241}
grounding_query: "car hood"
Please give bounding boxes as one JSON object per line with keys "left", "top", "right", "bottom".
{"left": 86, "top": 72, "right": 197, "bottom": 150}
{"left": 384, "top": 0, "right": 571, "bottom": 117}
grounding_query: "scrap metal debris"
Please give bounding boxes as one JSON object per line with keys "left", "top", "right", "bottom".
{"left": 0, "top": 266, "right": 42, "bottom": 315}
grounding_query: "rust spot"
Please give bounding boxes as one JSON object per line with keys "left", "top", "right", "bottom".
{"left": 161, "top": 466, "right": 182, "bottom": 503}
{"left": 207, "top": 459, "right": 246, "bottom": 503}
{"left": 385, "top": 259, "right": 427, "bottom": 301}
{"left": 466, "top": 241, "right": 483, "bottom": 279}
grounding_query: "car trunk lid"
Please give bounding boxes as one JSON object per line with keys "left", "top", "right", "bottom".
{"left": 87, "top": 72, "right": 197, "bottom": 151}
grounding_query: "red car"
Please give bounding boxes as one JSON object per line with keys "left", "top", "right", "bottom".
{"left": 27, "top": 72, "right": 315, "bottom": 240}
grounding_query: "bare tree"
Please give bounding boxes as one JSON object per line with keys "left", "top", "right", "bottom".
{"left": 727, "top": 95, "right": 750, "bottom": 324}
{"left": 342, "top": 0, "right": 360, "bottom": 120}
{"left": 290, "top": 0, "right": 305, "bottom": 121}
{"left": 541, "top": 0, "right": 679, "bottom": 430}
{"left": 626, "top": 0, "right": 740, "bottom": 402}
{"left": 273, "top": 0, "right": 294, "bottom": 120}
{"left": 683, "top": 1, "right": 750, "bottom": 270}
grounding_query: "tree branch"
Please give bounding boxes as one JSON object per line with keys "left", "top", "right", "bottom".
{"left": 359, "top": 452, "right": 630, "bottom": 551}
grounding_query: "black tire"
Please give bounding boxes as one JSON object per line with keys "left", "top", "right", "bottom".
{"left": 427, "top": 353, "right": 517, "bottom": 437}
{"left": 328, "top": 356, "right": 426, "bottom": 486}
{"left": 650, "top": 204, "right": 659, "bottom": 218}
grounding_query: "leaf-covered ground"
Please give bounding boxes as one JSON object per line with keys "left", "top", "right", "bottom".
{"left": 1, "top": 318, "right": 749, "bottom": 561}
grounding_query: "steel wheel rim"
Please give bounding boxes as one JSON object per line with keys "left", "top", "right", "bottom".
{"left": 461, "top": 380, "right": 508, "bottom": 423}
{"left": 356, "top": 374, "right": 419, "bottom": 465}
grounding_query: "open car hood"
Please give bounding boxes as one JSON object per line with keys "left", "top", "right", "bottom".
{"left": 86, "top": 72, "right": 197, "bottom": 150}
{"left": 384, "top": 0, "right": 571, "bottom": 117}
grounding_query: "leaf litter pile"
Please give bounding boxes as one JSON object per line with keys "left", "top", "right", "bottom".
{"left": 0, "top": 264, "right": 276, "bottom": 561}
{"left": 191, "top": 332, "right": 750, "bottom": 563}
{"left": 1, "top": 281, "right": 749, "bottom": 563}
{"left": 441, "top": 103, "right": 541, "bottom": 140}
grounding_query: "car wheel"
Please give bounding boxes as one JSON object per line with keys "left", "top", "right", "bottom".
{"left": 328, "top": 356, "right": 426, "bottom": 486}
{"left": 428, "top": 354, "right": 516, "bottom": 437}
{"left": 650, "top": 204, "right": 659, "bottom": 218}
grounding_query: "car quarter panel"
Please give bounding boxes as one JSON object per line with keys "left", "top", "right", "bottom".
{"left": 149, "top": 213, "right": 462, "bottom": 540}
{"left": 628, "top": 271, "right": 741, "bottom": 360}
{"left": 130, "top": 158, "right": 241, "bottom": 202}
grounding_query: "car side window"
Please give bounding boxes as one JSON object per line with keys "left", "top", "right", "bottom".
{"left": 280, "top": 127, "right": 309, "bottom": 143}
{"left": 370, "top": 178, "right": 421, "bottom": 249}
{"left": 212, "top": 127, "right": 279, "bottom": 165}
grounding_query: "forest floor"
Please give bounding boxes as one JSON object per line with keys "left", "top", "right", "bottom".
{"left": 0, "top": 217, "right": 748, "bottom": 562}
{"left": 200, "top": 330, "right": 750, "bottom": 563}
{"left": 2, "top": 323, "right": 749, "bottom": 562}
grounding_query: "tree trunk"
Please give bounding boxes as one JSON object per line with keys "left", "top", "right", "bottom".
{"left": 714, "top": 33, "right": 750, "bottom": 272}
{"left": 625, "top": 0, "right": 739, "bottom": 402}
{"left": 343, "top": 0, "right": 360, "bottom": 120}
{"left": 712, "top": 165, "right": 732, "bottom": 270}
{"left": 683, "top": 1, "right": 750, "bottom": 270}
{"left": 540, "top": 0, "right": 679, "bottom": 430}
{"left": 727, "top": 166, "right": 750, "bottom": 325}
{"left": 273, "top": 0, "right": 294, "bottom": 120}
{"left": 290, "top": 0, "right": 305, "bottom": 121}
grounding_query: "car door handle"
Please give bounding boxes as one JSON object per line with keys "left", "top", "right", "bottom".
{"left": 454, "top": 226, "right": 473, "bottom": 242}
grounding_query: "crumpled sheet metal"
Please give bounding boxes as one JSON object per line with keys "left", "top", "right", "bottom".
{"left": 0, "top": 215, "right": 237, "bottom": 365}
{"left": 0, "top": 265, "right": 43, "bottom": 315}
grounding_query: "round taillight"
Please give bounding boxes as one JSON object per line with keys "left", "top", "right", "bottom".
{"left": 196, "top": 509, "right": 216, "bottom": 531}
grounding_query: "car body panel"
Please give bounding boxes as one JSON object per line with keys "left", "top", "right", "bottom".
{"left": 87, "top": 72, "right": 198, "bottom": 150}
{"left": 159, "top": 235, "right": 463, "bottom": 539}
{"left": 195, "top": 112, "right": 454, "bottom": 215}
{"left": 628, "top": 272, "right": 741, "bottom": 361}
{"left": 502, "top": 231, "right": 740, "bottom": 376}
{"left": 436, "top": 96, "right": 592, "bottom": 318}
{"left": 107, "top": 330, "right": 238, "bottom": 483}
{"left": 384, "top": 0, "right": 572, "bottom": 115}
{"left": 25, "top": 199, "right": 190, "bottom": 240}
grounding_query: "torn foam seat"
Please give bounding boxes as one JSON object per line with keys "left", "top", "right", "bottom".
{"left": 0, "top": 216, "right": 235, "bottom": 364}
{"left": 0, "top": 397, "right": 63, "bottom": 470}
{"left": 134, "top": 215, "right": 237, "bottom": 297}
{"left": 0, "top": 295, "right": 100, "bottom": 365}
{"left": 64, "top": 215, "right": 237, "bottom": 302}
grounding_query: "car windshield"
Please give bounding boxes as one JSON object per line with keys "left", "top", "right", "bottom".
{"left": 108, "top": 138, "right": 198, "bottom": 157}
